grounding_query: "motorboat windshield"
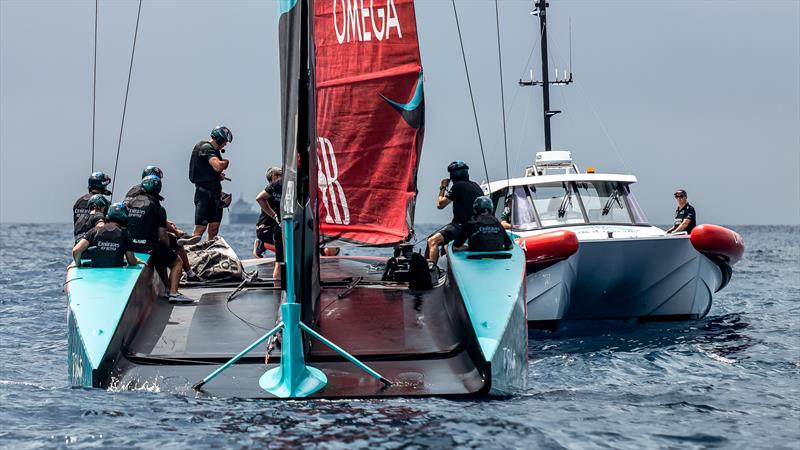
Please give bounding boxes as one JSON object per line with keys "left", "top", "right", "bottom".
{"left": 497, "top": 180, "right": 649, "bottom": 231}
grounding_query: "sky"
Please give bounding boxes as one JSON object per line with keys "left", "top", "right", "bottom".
{"left": 1, "top": 0, "right": 798, "bottom": 226}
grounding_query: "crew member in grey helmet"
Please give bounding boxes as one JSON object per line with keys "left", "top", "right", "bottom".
{"left": 189, "top": 125, "right": 233, "bottom": 241}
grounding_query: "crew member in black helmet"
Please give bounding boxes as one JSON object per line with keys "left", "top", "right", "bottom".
{"left": 72, "top": 202, "right": 143, "bottom": 268}
{"left": 74, "top": 194, "right": 111, "bottom": 242}
{"left": 666, "top": 189, "right": 697, "bottom": 234}
{"left": 73, "top": 171, "right": 112, "bottom": 242}
{"left": 127, "top": 175, "right": 190, "bottom": 303}
{"left": 127, "top": 166, "right": 199, "bottom": 279}
{"left": 426, "top": 160, "right": 484, "bottom": 265}
{"left": 189, "top": 125, "right": 233, "bottom": 240}
{"left": 453, "top": 196, "right": 513, "bottom": 252}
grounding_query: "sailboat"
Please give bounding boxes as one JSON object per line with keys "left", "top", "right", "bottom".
{"left": 482, "top": 0, "right": 744, "bottom": 329}
{"left": 65, "top": 0, "right": 527, "bottom": 398}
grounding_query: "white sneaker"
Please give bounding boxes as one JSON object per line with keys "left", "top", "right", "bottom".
{"left": 185, "top": 269, "right": 198, "bottom": 280}
{"left": 168, "top": 292, "right": 193, "bottom": 304}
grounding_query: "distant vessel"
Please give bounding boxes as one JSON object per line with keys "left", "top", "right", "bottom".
{"left": 228, "top": 196, "right": 259, "bottom": 225}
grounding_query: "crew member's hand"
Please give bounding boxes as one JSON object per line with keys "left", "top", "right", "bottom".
{"left": 219, "top": 172, "right": 226, "bottom": 180}
{"left": 440, "top": 178, "right": 450, "bottom": 189}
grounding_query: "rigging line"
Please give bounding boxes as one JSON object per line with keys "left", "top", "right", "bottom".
{"left": 91, "top": 0, "right": 98, "bottom": 172}
{"left": 110, "top": 0, "right": 142, "bottom": 201}
{"left": 451, "top": 0, "right": 489, "bottom": 184}
{"left": 494, "top": 0, "right": 510, "bottom": 186}
{"left": 573, "top": 78, "right": 630, "bottom": 173}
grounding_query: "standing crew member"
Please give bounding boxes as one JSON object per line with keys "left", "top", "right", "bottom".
{"left": 127, "top": 175, "right": 190, "bottom": 303}
{"left": 426, "top": 160, "right": 484, "bottom": 266}
{"left": 666, "top": 189, "right": 697, "bottom": 234}
{"left": 499, "top": 194, "right": 513, "bottom": 230}
{"left": 72, "top": 202, "right": 143, "bottom": 268}
{"left": 73, "top": 171, "right": 112, "bottom": 242}
{"left": 253, "top": 166, "right": 282, "bottom": 258}
{"left": 189, "top": 125, "right": 233, "bottom": 240}
{"left": 453, "top": 196, "right": 513, "bottom": 252}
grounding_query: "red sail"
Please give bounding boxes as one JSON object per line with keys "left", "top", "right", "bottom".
{"left": 314, "top": 0, "right": 424, "bottom": 246}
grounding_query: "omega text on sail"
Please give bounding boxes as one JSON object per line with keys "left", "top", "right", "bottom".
{"left": 333, "top": 0, "right": 403, "bottom": 44}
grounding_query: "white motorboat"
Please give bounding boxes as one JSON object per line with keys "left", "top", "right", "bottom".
{"left": 481, "top": 1, "right": 743, "bottom": 328}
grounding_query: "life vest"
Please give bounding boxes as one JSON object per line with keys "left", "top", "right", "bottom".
{"left": 466, "top": 214, "right": 508, "bottom": 252}
{"left": 73, "top": 193, "right": 93, "bottom": 238}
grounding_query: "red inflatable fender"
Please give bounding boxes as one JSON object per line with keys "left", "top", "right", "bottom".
{"left": 515, "top": 230, "right": 579, "bottom": 271}
{"left": 690, "top": 224, "right": 744, "bottom": 266}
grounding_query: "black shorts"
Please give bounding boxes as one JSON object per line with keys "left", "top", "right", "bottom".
{"left": 256, "top": 222, "right": 277, "bottom": 245}
{"left": 274, "top": 222, "right": 284, "bottom": 263}
{"left": 194, "top": 187, "right": 224, "bottom": 226}
{"left": 148, "top": 241, "right": 178, "bottom": 268}
{"left": 437, "top": 222, "right": 464, "bottom": 244}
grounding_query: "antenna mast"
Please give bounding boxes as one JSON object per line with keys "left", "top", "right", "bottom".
{"left": 519, "top": 0, "right": 572, "bottom": 152}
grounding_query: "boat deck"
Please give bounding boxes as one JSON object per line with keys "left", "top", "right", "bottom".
{"left": 113, "top": 257, "right": 487, "bottom": 398}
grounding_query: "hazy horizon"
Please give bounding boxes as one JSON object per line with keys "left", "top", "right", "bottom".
{"left": 2, "top": 0, "right": 798, "bottom": 226}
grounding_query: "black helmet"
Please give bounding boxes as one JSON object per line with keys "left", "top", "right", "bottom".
{"left": 473, "top": 196, "right": 493, "bottom": 215}
{"left": 88, "top": 171, "right": 112, "bottom": 195}
{"left": 88, "top": 194, "right": 110, "bottom": 211}
{"left": 141, "top": 175, "right": 162, "bottom": 195}
{"left": 211, "top": 125, "right": 233, "bottom": 144}
{"left": 447, "top": 160, "right": 469, "bottom": 180}
{"left": 142, "top": 166, "right": 163, "bottom": 179}
{"left": 106, "top": 202, "right": 128, "bottom": 225}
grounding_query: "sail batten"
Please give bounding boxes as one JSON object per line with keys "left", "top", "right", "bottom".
{"left": 314, "top": 0, "right": 424, "bottom": 246}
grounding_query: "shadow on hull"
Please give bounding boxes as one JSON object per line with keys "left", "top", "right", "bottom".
{"left": 525, "top": 236, "right": 730, "bottom": 329}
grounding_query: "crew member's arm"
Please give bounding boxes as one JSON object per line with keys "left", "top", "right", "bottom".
{"left": 256, "top": 190, "right": 278, "bottom": 221}
{"left": 672, "top": 218, "right": 692, "bottom": 233}
{"left": 165, "top": 220, "right": 185, "bottom": 237}
{"left": 436, "top": 178, "right": 452, "bottom": 210}
{"left": 157, "top": 206, "right": 170, "bottom": 246}
{"left": 502, "top": 229, "right": 513, "bottom": 250}
{"left": 208, "top": 156, "right": 229, "bottom": 173}
{"left": 72, "top": 239, "right": 90, "bottom": 268}
{"left": 125, "top": 251, "right": 145, "bottom": 266}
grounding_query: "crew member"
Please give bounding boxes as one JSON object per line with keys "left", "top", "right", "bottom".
{"left": 255, "top": 172, "right": 283, "bottom": 281}
{"left": 666, "top": 189, "right": 697, "bottom": 234}
{"left": 254, "top": 166, "right": 282, "bottom": 258}
{"left": 127, "top": 175, "right": 190, "bottom": 303}
{"left": 189, "top": 125, "right": 233, "bottom": 240}
{"left": 74, "top": 194, "right": 111, "bottom": 241}
{"left": 72, "top": 202, "right": 143, "bottom": 268}
{"left": 127, "top": 166, "right": 199, "bottom": 279}
{"left": 453, "top": 196, "right": 513, "bottom": 252}
{"left": 426, "top": 160, "right": 484, "bottom": 265}
{"left": 73, "top": 171, "right": 112, "bottom": 242}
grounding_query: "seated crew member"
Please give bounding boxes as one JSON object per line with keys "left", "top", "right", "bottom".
{"left": 127, "top": 175, "right": 190, "bottom": 303}
{"left": 72, "top": 202, "right": 144, "bottom": 268}
{"left": 453, "top": 196, "right": 513, "bottom": 252}
{"left": 426, "top": 160, "right": 484, "bottom": 266}
{"left": 73, "top": 171, "right": 112, "bottom": 242}
{"left": 500, "top": 194, "right": 512, "bottom": 230}
{"left": 74, "top": 194, "right": 111, "bottom": 241}
{"left": 189, "top": 125, "right": 233, "bottom": 241}
{"left": 254, "top": 166, "right": 282, "bottom": 258}
{"left": 126, "top": 166, "right": 199, "bottom": 279}
{"left": 255, "top": 175, "right": 283, "bottom": 281}
{"left": 666, "top": 189, "right": 697, "bottom": 234}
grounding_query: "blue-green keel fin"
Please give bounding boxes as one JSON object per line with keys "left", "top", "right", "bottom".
{"left": 259, "top": 303, "right": 327, "bottom": 397}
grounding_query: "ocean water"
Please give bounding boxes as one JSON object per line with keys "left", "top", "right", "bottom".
{"left": 0, "top": 224, "right": 797, "bottom": 449}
